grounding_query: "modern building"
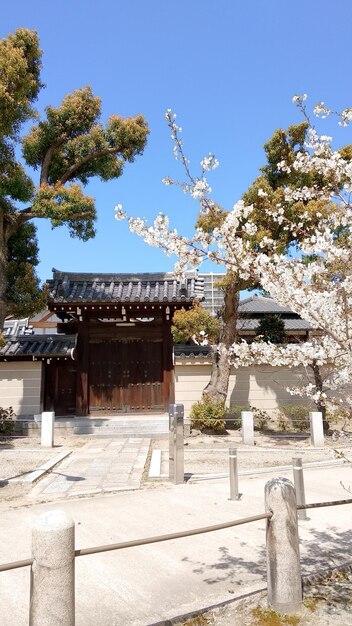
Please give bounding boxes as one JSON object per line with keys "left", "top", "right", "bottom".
{"left": 199, "top": 273, "right": 225, "bottom": 315}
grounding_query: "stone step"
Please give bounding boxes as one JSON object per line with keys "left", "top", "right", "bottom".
{"left": 18, "top": 415, "right": 169, "bottom": 438}
{"left": 73, "top": 419, "right": 169, "bottom": 437}
{"left": 73, "top": 430, "right": 168, "bottom": 439}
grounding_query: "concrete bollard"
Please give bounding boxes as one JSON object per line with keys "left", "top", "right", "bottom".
{"left": 41, "top": 411, "right": 55, "bottom": 448}
{"left": 265, "top": 477, "right": 302, "bottom": 614}
{"left": 309, "top": 411, "right": 324, "bottom": 447}
{"left": 30, "top": 510, "right": 75, "bottom": 626}
{"left": 241, "top": 411, "right": 254, "bottom": 445}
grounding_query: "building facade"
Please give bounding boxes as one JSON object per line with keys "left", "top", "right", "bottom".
{"left": 0, "top": 270, "right": 203, "bottom": 416}
{"left": 0, "top": 275, "right": 315, "bottom": 418}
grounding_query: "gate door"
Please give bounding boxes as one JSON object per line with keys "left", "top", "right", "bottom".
{"left": 44, "top": 361, "right": 77, "bottom": 416}
{"left": 89, "top": 339, "right": 164, "bottom": 412}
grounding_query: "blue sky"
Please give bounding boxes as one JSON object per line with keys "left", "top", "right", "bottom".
{"left": 2, "top": 0, "right": 352, "bottom": 282}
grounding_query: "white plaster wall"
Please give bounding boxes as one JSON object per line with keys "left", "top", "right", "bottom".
{"left": 0, "top": 361, "right": 42, "bottom": 417}
{"left": 174, "top": 358, "right": 309, "bottom": 414}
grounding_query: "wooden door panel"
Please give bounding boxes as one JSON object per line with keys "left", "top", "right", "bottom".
{"left": 89, "top": 339, "right": 164, "bottom": 412}
{"left": 44, "top": 362, "right": 77, "bottom": 416}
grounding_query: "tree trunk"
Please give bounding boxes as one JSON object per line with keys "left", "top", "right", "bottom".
{"left": 202, "top": 282, "right": 239, "bottom": 403}
{"left": 310, "top": 360, "right": 329, "bottom": 431}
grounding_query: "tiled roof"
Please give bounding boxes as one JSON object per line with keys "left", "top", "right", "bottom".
{"left": 3, "top": 318, "right": 33, "bottom": 337}
{"left": 174, "top": 345, "right": 211, "bottom": 358}
{"left": 237, "top": 317, "right": 312, "bottom": 331}
{"left": 238, "top": 296, "right": 294, "bottom": 314}
{"left": 0, "top": 335, "right": 76, "bottom": 359}
{"left": 48, "top": 269, "right": 204, "bottom": 305}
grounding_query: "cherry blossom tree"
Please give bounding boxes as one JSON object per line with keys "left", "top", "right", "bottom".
{"left": 116, "top": 97, "right": 352, "bottom": 412}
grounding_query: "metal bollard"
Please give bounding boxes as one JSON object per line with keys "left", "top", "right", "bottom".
{"left": 292, "top": 457, "right": 308, "bottom": 520}
{"left": 169, "top": 403, "right": 184, "bottom": 484}
{"left": 265, "top": 477, "right": 302, "bottom": 614}
{"left": 229, "top": 448, "right": 240, "bottom": 500}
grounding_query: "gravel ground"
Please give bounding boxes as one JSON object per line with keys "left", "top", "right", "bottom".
{"left": 0, "top": 448, "right": 57, "bottom": 481}
{"left": 154, "top": 430, "right": 350, "bottom": 477}
{"left": 0, "top": 434, "right": 89, "bottom": 501}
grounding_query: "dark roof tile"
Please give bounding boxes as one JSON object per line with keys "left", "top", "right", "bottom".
{"left": 237, "top": 317, "right": 312, "bottom": 331}
{"left": 238, "top": 296, "right": 293, "bottom": 314}
{"left": 48, "top": 270, "right": 204, "bottom": 305}
{"left": 174, "top": 345, "right": 211, "bottom": 358}
{"left": 0, "top": 335, "right": 76, "bottom": 359}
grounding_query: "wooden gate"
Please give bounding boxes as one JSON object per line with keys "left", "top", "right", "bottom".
{"left": 44, "top": 361, "right": 77, "bottom": 416}
{"left": 89, "top": 339, "right": 164, "bottom": 412}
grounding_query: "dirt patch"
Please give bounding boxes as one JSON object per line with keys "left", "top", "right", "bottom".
{"left": 152, "top": 430, "right": 348, "bottom": 479}
{"left": 175, "top": 570, "right": 352, "bottom": 625}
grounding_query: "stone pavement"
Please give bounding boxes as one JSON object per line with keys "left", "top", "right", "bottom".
{"left": 29, "top": 438, "right": 150, "bottom": 499}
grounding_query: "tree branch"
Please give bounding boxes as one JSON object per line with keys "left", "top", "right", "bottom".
{"left": 58, "top": 147, "right": 118, "bottom": 184}
{"left": 40, "top": 143, "right": 61, "bottom": 185}
{"left": 15, "top": 206, "right": 93, "bottom": 226}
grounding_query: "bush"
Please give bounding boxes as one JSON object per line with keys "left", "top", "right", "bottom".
{"left": 251, "top": 406, "right": 272, "bottom": 431}
{"left": 277, "top": 404, "right": 310, "bottom": 431}
{"left": 226, "top": 405, "right": 273, "bottom": 431}
{"left": 226, "top": 405, "right": 248, "bottom": 429}
{"left": 0, "top": 406, "right": 16, "bottom": 435}
{"left": 190, "top": 399, "right": 226, "bottom": 433}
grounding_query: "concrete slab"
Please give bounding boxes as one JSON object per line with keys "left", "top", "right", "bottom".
{"left": 1, "top": 465, "right": 352, "bottom": 625}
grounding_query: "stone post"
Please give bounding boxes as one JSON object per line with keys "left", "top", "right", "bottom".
{"left": 265, "top": 477, "right": 302, "bottom": 614}
{"left": 241, "top": 411, "right": 254, "bottom": 445}
{"left": 309, "top": 411, "right": 324, "bottom": 447}
{"left": 41, "top": 411, "right": 55, "bottom": 448}
{"left": 30, "top": 510, "right": 75, "bottom": 626}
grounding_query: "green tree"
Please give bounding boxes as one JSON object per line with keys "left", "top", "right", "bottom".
{"left": 255, "top": 313, "right": 285, "bottom": 344}
{"left": 6, "top": 223, "right": 47, "bottom": 318}
{"left": 0, "top": 28, "right": 149, "bottom": 328}
{"left": 172, "top": 302, "right": 219, "bottom": 344}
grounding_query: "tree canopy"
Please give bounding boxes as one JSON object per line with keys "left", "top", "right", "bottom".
{"left": 172, "top": 302, "right": 219, "bottom": 344}
{"left": 0, "top": 28, "right": 149, "bottom": 326}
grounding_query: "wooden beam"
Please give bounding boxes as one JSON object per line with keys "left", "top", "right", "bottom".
{"left": 162, "top": 316, "right": 174, "bottom": 410}
{"left": 76, "top": 319, "right": 89, "bottom": 416}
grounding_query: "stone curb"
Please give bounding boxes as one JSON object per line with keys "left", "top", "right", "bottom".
{"left": 148, "top": 585, "right": 266, "bottom": 626}
{"left": 302, "top": 562, "right": 352, "bottom": 589}
{"left": 188, "top": 459, "right": 347, "bottom": 482}
{"left": 21, "top": 450, "right": 72, "bottom": 484}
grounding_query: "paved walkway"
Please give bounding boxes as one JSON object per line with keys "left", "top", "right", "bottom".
{"left": 1, "top": 465, "right": 352, "bottom": 625}
{"left": 29, "top": 438, "right": 150, "bottom": 499}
